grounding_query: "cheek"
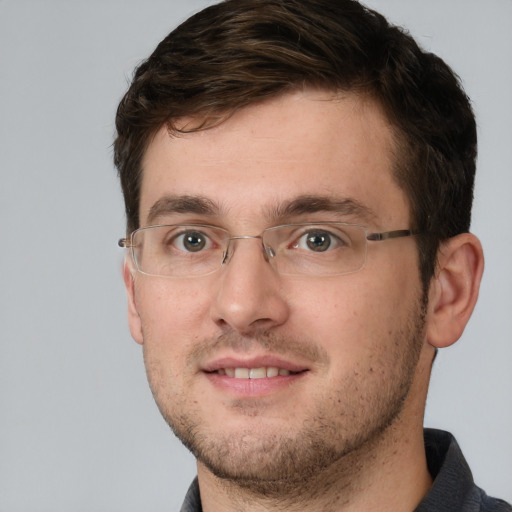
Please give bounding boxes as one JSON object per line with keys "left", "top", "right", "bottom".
{"left": 136, "top": 282, "right": 209, "bottom": 398}
{"left": 142, "top": 278, "right": 209, "bottom": 318}
{"left": 135, "top": 278, "right": 215, "bottom": 352}
{"left": 290, "top": 271, "right": 419, "bottom": 356}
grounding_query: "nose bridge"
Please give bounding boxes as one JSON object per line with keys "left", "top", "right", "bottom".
{"left": 230, "top": 234, "right": 262, "bottom": 239}
{"left": 223, "top": 234, "right": 269, "bottom": 265}
{"left": 213, "top": 232, "right": 288, "bottom": 333}
{"left": 229, "top": 234, "right": 263, "bottom": 243}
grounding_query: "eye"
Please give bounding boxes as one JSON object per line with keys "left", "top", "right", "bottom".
{"left": 172, "top": 230, "right": 210, "bottom": 252}
{"left": 293, "top": 229, "right": 347, "bottom": 253}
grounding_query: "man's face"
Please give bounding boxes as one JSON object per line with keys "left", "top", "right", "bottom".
{"left": 125, "top": 90, "right": 428, "bottom": 490}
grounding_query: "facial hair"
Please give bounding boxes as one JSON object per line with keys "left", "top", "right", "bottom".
{"left": 142, "top": 297, "right": 427, "bottom": 499}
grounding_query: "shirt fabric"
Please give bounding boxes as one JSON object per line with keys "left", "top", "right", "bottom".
{"left": 180, "top": 428, "right": 511, "bottom": 511}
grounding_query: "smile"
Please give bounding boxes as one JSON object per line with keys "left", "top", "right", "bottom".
{"left": 215, "top": 367, "right": 297, "bottom": 379}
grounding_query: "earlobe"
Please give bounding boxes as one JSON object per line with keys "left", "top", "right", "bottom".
{"left": 426, "top": 233, "right": 484, "bottom": 348}
{"left": 123, "top": 260, "right": 144, "bottom": 345}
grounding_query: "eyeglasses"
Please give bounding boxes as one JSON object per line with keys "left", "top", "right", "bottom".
{"left": 118, "top": 222, "right": 420, "bottom": 278}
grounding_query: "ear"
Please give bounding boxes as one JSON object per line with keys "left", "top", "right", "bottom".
{"left": 123, "top": 259, "right": 144, "bottom": 345}
{"left": 426, "top": 233, "right": 484, "bottom": 348}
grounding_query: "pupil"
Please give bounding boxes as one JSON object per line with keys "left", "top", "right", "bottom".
{"left": 307, "top": 233, "right": 330, "bottom": 252}
{"left": 184, "top": 232, "right": 206, "bottom": 252}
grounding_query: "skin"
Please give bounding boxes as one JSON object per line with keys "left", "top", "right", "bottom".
{"left": 123, "top": 89, "right": 484, "bottom": 511}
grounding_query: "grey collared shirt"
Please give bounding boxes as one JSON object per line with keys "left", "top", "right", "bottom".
{"left": 180, "top": 429, "right": 511, "bottom": 511}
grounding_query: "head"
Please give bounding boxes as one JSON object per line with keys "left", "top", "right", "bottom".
{"left": 114, "top": 0, "right": 483, "bottom": 501}
{"left": 114, "top": 0, "right": 477, "bottom": 292}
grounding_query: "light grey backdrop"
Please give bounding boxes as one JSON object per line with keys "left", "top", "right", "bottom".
{"left": 1, "top": 0, "right": 510, "bottom": 510}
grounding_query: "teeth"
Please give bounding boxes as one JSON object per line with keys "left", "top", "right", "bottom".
{"left": 234, "top": 368, "right": 250, "bottom": 379}
{"left": 217, "top": 366, "right": 294, "bottom": 379}
{"left": 249, "top": 367, "right": 266, "bottom": 379}
{"left": 267, "top": 367, "right": 279, "bottom": 378}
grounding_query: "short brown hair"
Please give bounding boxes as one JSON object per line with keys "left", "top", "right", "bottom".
{"left": 114, "top": 0, "right": 477, "bottom": 289}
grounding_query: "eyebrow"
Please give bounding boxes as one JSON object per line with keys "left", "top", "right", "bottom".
{"left": 145, "top": 193, "right": 376, "bottom": 226}
{"left": 146, "top": 195, "right": 220, "bottom": 225}
{"left": 267, "top": 195, "right": 377, "bottom": 224}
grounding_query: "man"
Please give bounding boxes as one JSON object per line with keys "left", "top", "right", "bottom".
{"left": 114, "top": 0, "right": 511, "bottom": 510}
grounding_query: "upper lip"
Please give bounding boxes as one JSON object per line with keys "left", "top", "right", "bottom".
{"left": 201, "top": 354, "right": 310, "bottom": 373}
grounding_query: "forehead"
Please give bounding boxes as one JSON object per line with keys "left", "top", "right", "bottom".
{"left": 140, "top": 89, "right": 410, "bottom": 230}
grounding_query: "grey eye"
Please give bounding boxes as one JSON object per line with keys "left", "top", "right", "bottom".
{"left": 294, "top": 230, "right": 336, "bottom": 252}
{"left": 292, "top": 227, "right": 350, "bottom": 253}
{"left": 305, "top": 232, "right": 331, "bottom": 252}
{"left": 174, "top": 231, "right": 208, "bottom": 252}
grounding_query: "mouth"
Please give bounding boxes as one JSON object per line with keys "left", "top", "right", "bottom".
{"left": 202, "top": 357, "right": 310, "bottom": 397}
{"left": 212, "top": 367, "right": 302, "bottom": 379}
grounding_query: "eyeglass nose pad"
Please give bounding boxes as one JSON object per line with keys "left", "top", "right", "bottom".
{"left": 221, "top": 244, "right": 231, "bottom": 266}
{"left": 264, "top": 245, "right": 275, "bottom": 261}
{"left": 221, "top": 237, "right": 236, "bottom": 266}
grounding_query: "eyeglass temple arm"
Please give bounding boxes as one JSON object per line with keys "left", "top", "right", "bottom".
{"left": 366, "top": 229, "right": 421, "bottom": 241}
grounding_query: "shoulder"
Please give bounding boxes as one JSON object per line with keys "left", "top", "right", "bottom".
{"left": 416, "top": 429, "right": 511, "bottom": 512}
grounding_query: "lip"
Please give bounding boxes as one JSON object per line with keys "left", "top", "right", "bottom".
{"left": 200, "top": 354, "right": 310, "bottom": 397}
{"left": 202, "top": 355, "right": 310, "bottom": 374}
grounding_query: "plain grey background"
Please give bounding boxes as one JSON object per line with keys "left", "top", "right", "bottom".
{"left": 1, "top": 0, "right": 511, "bottom": 510}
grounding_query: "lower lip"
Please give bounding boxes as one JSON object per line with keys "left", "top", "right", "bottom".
{"left": 203, "top": 371, "right": 307, "bottom": 397}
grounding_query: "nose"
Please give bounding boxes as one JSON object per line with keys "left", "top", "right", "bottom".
{"left": 211, "top": 237, "right": 290, "bottom": 335}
